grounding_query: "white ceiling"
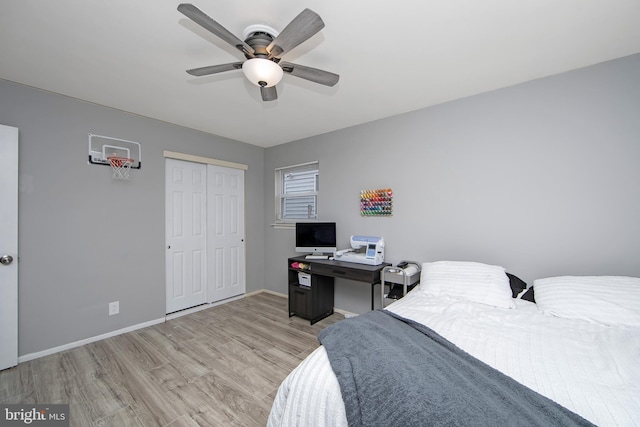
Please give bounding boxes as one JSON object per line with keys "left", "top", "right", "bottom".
{"left": 2, "top": 1, "right": 639, "bottom": 148}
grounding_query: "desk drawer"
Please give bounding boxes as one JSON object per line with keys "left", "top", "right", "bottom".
{"left": 289, "top": 284, "right": 312, "bottom": 318}
{"left": 310, "top": 263, "right": 380, "bottom": 283}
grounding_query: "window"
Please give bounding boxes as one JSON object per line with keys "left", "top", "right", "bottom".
{"left": 275, "top": 161, "right": 319, "bottom": 222}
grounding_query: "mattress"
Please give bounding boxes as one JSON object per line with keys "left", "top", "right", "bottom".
{"left": 268, "top": 287, "right": 640, "bottom": 427}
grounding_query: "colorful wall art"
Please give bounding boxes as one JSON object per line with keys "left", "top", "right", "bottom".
{"left": 360, "top": 188, "right": 393, "bottom": 216}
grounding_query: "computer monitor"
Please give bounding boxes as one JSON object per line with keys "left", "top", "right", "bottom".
{"left": 295, "top": 222, "right": 337, "bottom": 256}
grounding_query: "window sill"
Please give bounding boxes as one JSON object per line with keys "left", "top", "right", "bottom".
{"left": 271, "top": 223, "right": 295, "bottom": 229}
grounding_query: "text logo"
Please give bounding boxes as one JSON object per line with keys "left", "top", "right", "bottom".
{"left": 0, "top": 405, "right": 69, "bottom": 427}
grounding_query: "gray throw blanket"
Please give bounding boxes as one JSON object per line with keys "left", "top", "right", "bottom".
{"left": 318, "top": 310, "right": 595, "bottom": 427}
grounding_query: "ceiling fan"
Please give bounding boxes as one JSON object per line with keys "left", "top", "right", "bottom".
{"left": 177, "top": 3, "right": 339, "bottom": 101}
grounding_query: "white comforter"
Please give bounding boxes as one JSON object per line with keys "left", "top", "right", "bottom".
{"left": 268, "top": 288, "right": 640, "bottom": 427}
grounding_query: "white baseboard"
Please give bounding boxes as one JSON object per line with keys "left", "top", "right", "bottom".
{"left": 18, "top": 317, "right": 166, "bottom": 363}
{"left": 256, "top": 289, "right": 287, "bottom": 298}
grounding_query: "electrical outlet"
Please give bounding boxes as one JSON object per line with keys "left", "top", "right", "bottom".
{"left": 109, "top": 301, "right": 119, "bottom": 316}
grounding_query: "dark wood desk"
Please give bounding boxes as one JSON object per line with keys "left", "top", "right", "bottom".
{"left": 288, "top": 256, "right": 391, "bottom": 324}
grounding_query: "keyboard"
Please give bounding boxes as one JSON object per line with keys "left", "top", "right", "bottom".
{"left": 305, "top": 255, "right": 329, "bottom": 260}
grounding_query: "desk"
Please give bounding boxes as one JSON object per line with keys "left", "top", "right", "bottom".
{"left": 288, "top": 256, "right": 391, "bottom": 324}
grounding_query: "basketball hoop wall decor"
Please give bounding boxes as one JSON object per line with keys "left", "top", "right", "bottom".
{"left": 360, "top": 188, "right": 393, "bottom": 216}
{"left": 88, "top": 133, "right": 141, "bottom": 181}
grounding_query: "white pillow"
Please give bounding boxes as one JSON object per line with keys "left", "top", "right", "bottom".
{"left": 420, "top": 261, "right": 515, "bottom": 309}
{"left": 534, "top": 276, "right": 640, "bottom": 327}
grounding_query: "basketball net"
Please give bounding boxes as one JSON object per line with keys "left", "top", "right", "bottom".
{"left": 107, "top": 156, "right": 134, "bottom": 180}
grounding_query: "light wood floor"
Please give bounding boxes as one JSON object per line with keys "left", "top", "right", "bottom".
{"left": 0, "top": 292, "right": 344, "bottom": 427}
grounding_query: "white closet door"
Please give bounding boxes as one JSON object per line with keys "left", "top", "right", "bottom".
{"left": 207, "top": 164, "right": 245, "bottom": 303}
{"left": 165, "top": 159, "right": 207, "bottom": 313}
{"left": 0, "top": 124, "right": 18, "bottom": 370}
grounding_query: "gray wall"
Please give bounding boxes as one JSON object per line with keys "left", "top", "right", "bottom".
{"left": 0, "top": 79, "right": 265, "bottom": 356}
{"left": 263, "top": 54, "right": 640, "bottom": 314}
{"left": 3, "top": 52, "right": 639, "bottom": 355}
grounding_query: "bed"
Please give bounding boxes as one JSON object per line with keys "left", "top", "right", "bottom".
{"left": 268, "top": 261, "right": 640, "bottom": 427}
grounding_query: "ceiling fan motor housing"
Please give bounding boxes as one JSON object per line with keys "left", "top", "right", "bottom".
{"left": 244, "top": 30, "right": 276, "bottom": 59}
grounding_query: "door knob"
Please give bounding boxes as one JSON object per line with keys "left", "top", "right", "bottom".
{"left": 0, "top": 255, "right": 14, "bottom": 265}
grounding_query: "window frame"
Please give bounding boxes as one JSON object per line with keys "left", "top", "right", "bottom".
{"left": 274, "top": 161, "right": 319, "bottom": 224}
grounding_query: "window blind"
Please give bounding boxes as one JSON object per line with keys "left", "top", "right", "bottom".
{"left": 276, "top": 162, "right": 319, "bottom": 221}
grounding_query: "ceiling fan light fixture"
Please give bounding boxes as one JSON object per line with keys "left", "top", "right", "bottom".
{"left": 242, "top": 58, "right": 283, "bottom": 88}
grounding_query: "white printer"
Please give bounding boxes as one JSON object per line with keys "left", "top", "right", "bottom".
{"left": 333, "top": 235, "right": 385, "bottom": 266}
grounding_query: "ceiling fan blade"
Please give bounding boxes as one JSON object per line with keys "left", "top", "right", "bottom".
{"left": 280, "top": 62, "right": 339, "bottom": 87}
{"left": 177, "top": 3, "right": 254, "bottom": 57}
{"left": 261, "top": 86, "right": 278, "bottom": 101}
{"left": 186, "top": 62, "right": 243, "bottom": 76}
{"left": 267, "top": 9, "right": 324, "bottom": 59}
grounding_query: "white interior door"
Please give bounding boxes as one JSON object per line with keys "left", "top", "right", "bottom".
{"left": 0, "top": 124, "right": 19, "bottom": 370}
{"left": 207, "top": 165, "right": 245, "bottom": 303}
{"left": 165, "top": 159, "right": 208, "bottom": 314}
